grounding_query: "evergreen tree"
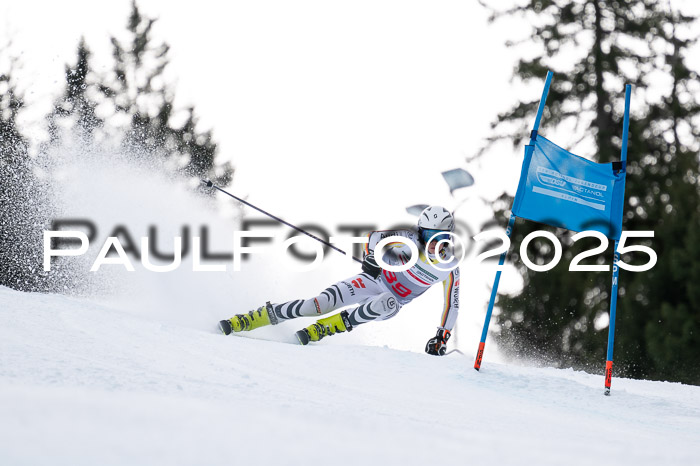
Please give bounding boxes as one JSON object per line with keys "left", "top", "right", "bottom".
{"left": 45, "top": 38, "right": 103, "bottom": 146}
{"left": 479, "top": 1, "right": 700, "bottom": 383}
{"left": 100, "top": 0, "right": 232, "bottom": 188}
{"left": 0, "top": 51, "right": 44, "bottom": 291}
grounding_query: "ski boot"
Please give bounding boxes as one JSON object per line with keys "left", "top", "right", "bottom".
{"left": 295, "top": 310, "right": 352, "bottom": 345}
{"left": 219, "top": 302, "right": 278, "bottom": 335}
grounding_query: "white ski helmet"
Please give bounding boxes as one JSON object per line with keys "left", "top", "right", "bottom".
{"left": 418, "top": 206, "right": 454, "bottom": 231}
{"left": 417, "top": 206, "right": 454, "bottom": 244}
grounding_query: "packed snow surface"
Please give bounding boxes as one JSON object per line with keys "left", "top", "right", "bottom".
{"left": 1, "top": 285, "right": 698, "bottom": 466}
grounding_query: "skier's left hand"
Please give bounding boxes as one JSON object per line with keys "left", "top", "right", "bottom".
{"left": 425, "top": 328, "right": 451, "bottom": 356}
{"left": 361, "top": 253, "right": 382, "bottom": 279}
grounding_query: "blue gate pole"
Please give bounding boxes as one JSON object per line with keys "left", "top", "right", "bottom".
{"left": 531, "top": 71, "right": 553, "bottom": 140}
{"left": 474, "top": 71, "right": 553, "bottom": 370}
{"left": 474, "top": 214, "right": 515, "bottom": 370}
{"left": 605, "top": 245, "right": 621, "bottom": 394}
{"left": 604, "top": 84, "right": 631, "bottom": 395}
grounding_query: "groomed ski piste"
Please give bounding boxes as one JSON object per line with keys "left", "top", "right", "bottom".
{"left": 2, "top": 152, "right": 699, "bottom": 466}
{"left": 2, "top": 285, "right": 700, "bottom": 466}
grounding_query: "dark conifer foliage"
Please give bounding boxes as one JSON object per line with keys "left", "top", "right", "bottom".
{"left": 0, "top": 51, "right": 45, "bottom": 291}
{"left": 479, "top": 1, "right": 700, "bottom": 384}
{"left": 45, "top": 38, "right": 104, "bottom": 147}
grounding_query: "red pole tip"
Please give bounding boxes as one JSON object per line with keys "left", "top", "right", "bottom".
{"left": 605, "top": 360, "right": 613, "bottom": 389}
{"left": 474, "top": 342, "right": 486, "bottom": 370}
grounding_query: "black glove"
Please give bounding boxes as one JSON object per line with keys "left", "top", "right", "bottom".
{"left": 425, "top": 328, "right": 451, "bottom": 356}
{"left": 361, "top": 253, "right": 382, "bottom": 279}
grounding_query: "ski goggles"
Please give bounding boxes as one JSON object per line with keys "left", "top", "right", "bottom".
{"left": 419, "top": 228, "right": 451, "bottom": 244}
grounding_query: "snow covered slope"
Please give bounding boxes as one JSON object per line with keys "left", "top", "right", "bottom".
{"left": 1, "top": 285, "right": 698, "bottom": 466}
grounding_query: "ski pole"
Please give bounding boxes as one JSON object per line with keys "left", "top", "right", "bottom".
{"left": 203, "top": 180, "right": 363, "bottom": 264}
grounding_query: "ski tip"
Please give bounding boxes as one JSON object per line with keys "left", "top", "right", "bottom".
{"left": 218, "top": 320, "right": 232, "bottom": 336}
{"left": 295, "top": 329, "right": 310, "bottom": 346}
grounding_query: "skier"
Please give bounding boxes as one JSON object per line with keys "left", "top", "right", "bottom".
{"left": 218, "top": 205, "right": 460, "bottom": 355}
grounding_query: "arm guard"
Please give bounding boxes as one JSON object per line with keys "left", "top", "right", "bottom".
{"left": 439, "top": 267, "right": 460, "bottom": 331}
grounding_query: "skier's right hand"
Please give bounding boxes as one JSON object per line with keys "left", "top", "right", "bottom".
{"left": 361, "top": 253, "right": 382, "bottom": 279}
{"left": 425, "top": 328, "right": 451, "bottom": 356}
